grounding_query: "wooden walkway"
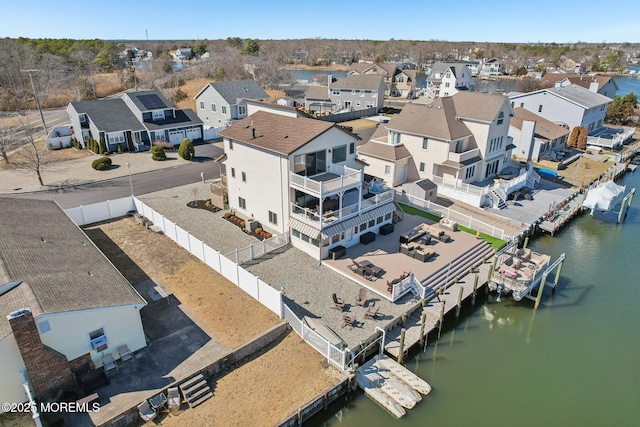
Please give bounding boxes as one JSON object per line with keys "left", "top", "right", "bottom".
{"left": 384, "top": 262, "right": 491, "bottom": 358}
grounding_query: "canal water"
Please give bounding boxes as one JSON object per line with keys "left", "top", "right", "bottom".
{"left": 311, "top": 169, "right": 640, "bottom": 426}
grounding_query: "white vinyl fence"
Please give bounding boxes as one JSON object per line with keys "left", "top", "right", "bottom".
{"left": 65, "top": 197, "right": 135, "bottom": 226}
{"left": 225, "top": 233, "right": 290, "bottom": 265}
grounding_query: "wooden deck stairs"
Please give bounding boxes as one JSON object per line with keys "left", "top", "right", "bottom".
{"left": 179, "top": 373, "right": 213, "bottom": 408}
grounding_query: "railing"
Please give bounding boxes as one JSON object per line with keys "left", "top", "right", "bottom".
{"left": 448, "top": 148, "right": 480, "bottom": 164}
{"left": 283, "top": 305, "right": 351, "bottom": 371}
{"left": 291, "top": 191, "right": 393, "bottom": 227}
{"left": 289, "top": 166, "right": 361, "bottom": 197}
{"left": 431, "top": 175, "right": 488, "bottom": 196}
{"left": 390, "top": 274, "right": 416, "bottom": 301}
{"left": 224, "top": 232, "right": 290, "bottom": 265}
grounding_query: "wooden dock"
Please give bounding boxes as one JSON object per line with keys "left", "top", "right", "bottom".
{"left": 384, "top": 262, "right": 490, "bottom": 358}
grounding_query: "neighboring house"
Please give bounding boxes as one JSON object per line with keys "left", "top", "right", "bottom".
{"left": 304, "top": 75, "right": 385, "bottom": 115}
{"left": 172, "top": 48, "right": 193, "bottom": 61}
{"left": 358, "top": 92, "right": 530, "bottom": 208}
{"left": 508, "top": 85, "right": 612, "bottom": 133}
{"left": 67, "top": 90, "right": 203, "bottom": 151}
{"left": 245, "top": 98, "right": 311, "bottom": 119}
{"left": 394, "top": 70, "right": 427, "bottom": 98}
{"left": 330, "top": 75, "right": 385, "bottom": 112}
{"left": 537, "top": 74, "right": 619, "bottom": 99}
{"left": 0, "top": 198, "right": 147, "bottom": 408}
{"left": 348, "top": 62, "right": 401, "bottom": 95}
{"left": 194, "top": 80, "right": 269, "bottom": 136}
{"left": 426, "top": 62, "right": 472, "bottom": 98}
{"left": 218, "top": 111, "right": 394, "bottom": 260}
{"left": 509, "top": 108, "right": 570, "bottom": 162}
{"left": 480, "top": 58, "right": 506, "bottom": 76}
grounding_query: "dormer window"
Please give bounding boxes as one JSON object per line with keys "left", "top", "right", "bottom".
{"left": 390, "top": 132, "right": 402, "bottom": 146}
{"left": 153, "top": 110, "right": 165, "bottom": 121}
{"left": 497, "top": 111, "right": 504, "bottom": 125}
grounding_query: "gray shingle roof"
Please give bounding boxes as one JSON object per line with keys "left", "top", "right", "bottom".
{"left": 70, "top": 99, "right": 146, "bottom": 133}
{"left": 305, "top": 86, "right": 331, "bottom": 101}
{"left": 511, "top": 85, "right": 611, "bottom": 109}
{"left": 331, "top": 75, "right": 384, "bottom": 91}
{"left": 450, "top": 92, "right": 509, "bottom": 122}
{"left": 0, "top": 198, "right": 145, "bottom": 338}
{"left": 357, "top": 140, "right": 412, "bottom": 161}
{"left": 219, "top": 110, "right": 336, "bottom": 155}
{"left": 386, "top": 98, "right": 472, "bottom": 141}
{"left": 199, "top": 80, "right": 269, "bottom": 104}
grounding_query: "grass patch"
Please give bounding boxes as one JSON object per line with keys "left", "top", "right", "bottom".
{"left": 398, "top": 202, "right": 506, "bottom": 250}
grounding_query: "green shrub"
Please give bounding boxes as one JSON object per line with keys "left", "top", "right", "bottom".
{"left": 99, "top": 137, "right": 108, "bottom": 154}
{"left": 151, "top": 145, "right": 166, "bottom": 161}
{"left": 174, "top": 88, "right": 189, "bottom": 103}
{"left": 178, "top": 138, "right": 195, "bottom": 160}
{"left": 91, "top": 157, "right": 112, "bottom": 170}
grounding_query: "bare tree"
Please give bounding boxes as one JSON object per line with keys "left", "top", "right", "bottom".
{"left": 11, "top": 116, "right": 50, "bottom": 186}
{"left": 0, "top": 115, "right": 20, "bottom": 164}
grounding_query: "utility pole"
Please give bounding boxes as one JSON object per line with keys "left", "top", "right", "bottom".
{"left": 21, "top": 70, "right": 48, "bottom": 137}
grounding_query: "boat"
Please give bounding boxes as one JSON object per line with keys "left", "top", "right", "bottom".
{"left": 582, "top": 180, "right": 626, "bottom": 213}
{"left": 375, "top": 354, "right": 432, "bottom": 395}
{"left": 357, "top": 369, "right": 407, "bottom": 418}
{"left": 303, "top": 316, "right": 344, "bottom": 346}
{"left": 359, "top": 364, "right": 421, "bottom": 409}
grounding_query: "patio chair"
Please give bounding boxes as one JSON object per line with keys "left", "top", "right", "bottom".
{"left": 118, "top": 345, "right": 133, "bottom": 363}
{"left": 365, "top": 305, "right": 379, "bottom": 320}
{"left": 332, "top": 293, "right": 346, "bottom": 311}
{"left": 355, "top": 288, "right": 367, "bottom": 306}
{"left": 167, "top": 387, "right": 181, "bottom": 411}
{"left": 149, "top": 392, "right": 168, "bottom": 412}
{"left": 102, "top": 353, "right": 118, "bottom": 376}
{"left": 342, "top": 314, "right": 356, "bottom": 329}
{"left": 137, "top": 400, "right": 157, "bottom": 422}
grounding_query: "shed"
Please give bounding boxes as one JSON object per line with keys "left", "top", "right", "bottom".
{"left": 402, "top": 179, "right": 438, "bottom": 202}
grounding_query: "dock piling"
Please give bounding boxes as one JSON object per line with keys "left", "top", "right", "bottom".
{"left": 437, "top": 302, "right": 446, "bottom": 339}
{"left": 534, "top": 272, "right": 549, "bottom": 310}
{"left": 472, "top": 274, "right": 478, "bottom": 305}
{"left": 398, "top": 329, "right": 406, "bottom": 364}
{"left": 552, "top": 259, "right": 564, "bottom": 294}
{"left": 455, "top": 286, "right": 463, "bottom": 319}
{"left": 488, "top": 256, "right": 497, "bottom": 283}
{"left": 419, "top": 312, "right": 426, "bottom": 345}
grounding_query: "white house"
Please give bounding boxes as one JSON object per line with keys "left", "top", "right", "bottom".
{"left": 480, "top": 58, "right": 506, "bottom": 76}
{"left": 358, "top": 92, "right": 537, "bottom": 208}
{"left": 508, "top": 84, "right": 612, "bottom": 133}
{"left": 0, "top": 198, "right": 146, "bottom": 409}
{"left": 426, "top": 62, "right": 472, "bottom": 98}
{"left": 537, "top": 74, "right": 619, "bottom": 99}
{"left": 218, "top": 111, "right": 395, "bottom": 259}
{"left": 194, "top": 80, "right": 269, "bottom": 138}
{"left": 509, "top": 108, "right": 570, "bottom": 162}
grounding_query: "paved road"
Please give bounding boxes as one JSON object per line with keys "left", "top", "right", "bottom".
{"left": 6, "top": 143, "right": 223, "bottom": 209}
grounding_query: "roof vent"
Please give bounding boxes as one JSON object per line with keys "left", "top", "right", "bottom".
{"left": 437, "top": 105, "right": 442, "bottom": 109}
{"left": 283, "top": 135, "right": 288, "bottom": 139}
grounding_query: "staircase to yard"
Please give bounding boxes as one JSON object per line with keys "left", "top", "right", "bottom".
{"left": 179, "top": 373, "right": 213, "bottom": 408}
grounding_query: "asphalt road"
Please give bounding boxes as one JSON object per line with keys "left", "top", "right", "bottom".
{"left": 7, "top": 143, "right": 223, "bottom": 209}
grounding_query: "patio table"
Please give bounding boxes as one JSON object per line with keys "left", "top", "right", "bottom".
{"left": 360, "top": 260, "right": 382, "bottom": 277}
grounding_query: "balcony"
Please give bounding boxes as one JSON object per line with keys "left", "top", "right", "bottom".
{"left": 290, "top": 165, "right": 362, "bottom": 197}
{"left": 447, "top": 148, "right": 480, "bottom": 165}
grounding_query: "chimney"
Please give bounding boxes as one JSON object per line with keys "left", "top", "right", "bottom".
{"left": 8, "top": 308, "right": 78, "bottom": 400}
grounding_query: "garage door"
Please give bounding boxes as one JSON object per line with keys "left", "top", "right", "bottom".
{"left": 186, "top": 127, "right": 202, "bottom": 141}
{"left": 169, "top": 130, "right": 185, "bottom": 145}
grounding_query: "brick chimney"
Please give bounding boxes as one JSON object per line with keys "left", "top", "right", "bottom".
{"left": 8, "top": 308, "right": 78, "bottom": 400}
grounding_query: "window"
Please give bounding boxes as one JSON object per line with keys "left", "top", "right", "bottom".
{"left": 391, "top": 132, "right": 401, "bottom": 145}
{"left": 332, "top": 88, "right": 340, "bottom": 95}
{"left": 269, "top": 211, "right": 278, "bottom": 225}
{"left": 384, "top": 165, "right": 391, "bottom": 175}
{"left": 520, "top": 103, "right": 524, "bottom": 108}
{"left": 511, "top": 102, "right": 514, "bottom": 108}
{"left": 422, "top": 138, "right": 428, "bottom": 150}
{"left": 109, "top": 132, "right": 126, "bottom": 144}
{"left": 465, "top": 165, "right": 475, "bottom": 180}
{"left": 368, "top": 219, "right": 375, "bottom": 228}
{"left": 231, "top": 167, "right": 235, "bottom": 178}
{"left": 538, "top": 105, "right": 543, "bottom": 113}
{"left": 445, "top": 82, "right": 450, "bottom": 88}
{"left": 292, "top": 229, "right": 300, "bottom": 238}
{"left": 332, "top": 145, "right": 347, "bottom": 163}
{"left": 359, "top": 222, "right": 367, "bottom": 233}
{"left": 376, "top": 216, "right": 383, "bottom": 224}
{"left": 154, "top": 131, "right": 166, "bottom": 141}
{"left": 331, "top": 232, "right": 344, "bottom": 244}
{"left": 349, "top": 142, "right": 355, "bottom": 154}
{"left": 356, "top": 101, "right": 361, "bottom": 107}
{"left": 352, "top": 89, "right": 356, "bottom": 95}
{"left": 371, "top": 90, "right": 378, "bottom": 98}
{"left": 89, "top": 328, "right": 108, "bottom": 352}
{"left": 153, "top": 110, "right": 164, "bottom": 120}
{"left": 238, "top": 105, "right": 246, "bottom": 115}
{"left": 38, "top": 320, "right": 51, "bottom": 334}
{"left": 384, "top": 213, "right": 392, "bottom": 221}
{"left": 398, "top": 76, "right": 404, "bottom": 83}
{"left": 455, "top": 139, "right": 464, "bottom": 153}
{"left": 229, "top": 139, "right": 233, "bottom": 149}
{"left": 199, "top": 102, "right": 204, "bottom": 110}
{"left": 222, "top": 105, "right": 227, "bottom": 114}
{"left": 365, "top": 101, "right": 374, "bottom": 108}
{"left": 241, "top": 171, "right": 246, "bottom": 182}
{"left": 419, "top": 162, "right": 425, "bottom": 172}
{"left": 238, "top": 197, "right": 246, "bottom": 209}
{"left": 497, "top": 111, "right": 504, "bottom": 125}
{"left": 212, "top": 103, "right": 216, "bottom": 112}
{"left": 360, "top": 90, "right": 365, "bottom": 97}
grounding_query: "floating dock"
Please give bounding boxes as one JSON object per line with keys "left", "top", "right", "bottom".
{"left": 357, "top": 354, "right": 431, "bottom": 418}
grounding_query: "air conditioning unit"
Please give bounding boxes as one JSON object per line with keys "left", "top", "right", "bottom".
{"left": 90, "top": 335, "right": 107, "bottom": 351}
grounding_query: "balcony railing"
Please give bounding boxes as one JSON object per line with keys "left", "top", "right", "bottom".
{"left": 447, "top": 148, "right": 480, "bottom": 164}
{"left": 290, "top": 165, "right": 362, "bottom": 197}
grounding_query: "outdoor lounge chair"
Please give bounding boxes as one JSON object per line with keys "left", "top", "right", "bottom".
{"left": 102, "top": 353, "right": 118, "bottom": 376}
{"left": 332, "top": 293, "right": 346, "bottom": 311}
{"left": 365, "top": 305, "right": 379, "bottom": 320}
{"left": 149, "top": 392, "right": 168, "bottom": 412}
{"left": 342, "top": 314, "right": 356, "bottom": 329}
{"left": 118, "top": 345, "right": 133, "bottom": 363}
{"left": 355, "top": 288, "right": 367, "bottom": 306}
{"left": 167, "top": 387, "right": 181, "bottom": 411}
{"left": 137, "top": 400, "right": 157, "bottom": 422}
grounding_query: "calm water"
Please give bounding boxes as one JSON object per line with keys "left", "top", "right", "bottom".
{"left": 312, "top": 170, "right": 640, "bottom": 427}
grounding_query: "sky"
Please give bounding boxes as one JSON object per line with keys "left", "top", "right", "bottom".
{"left": 1, "top": 0, "right": 639, "bottom": 43}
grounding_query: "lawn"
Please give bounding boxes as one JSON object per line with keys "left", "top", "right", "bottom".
{"left": 398, "top": 202, "right": 506, "bottom": 250}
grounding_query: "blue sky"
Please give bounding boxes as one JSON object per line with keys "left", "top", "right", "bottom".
{"left": 2, "top": 0, "right": 638, "bottom": 43}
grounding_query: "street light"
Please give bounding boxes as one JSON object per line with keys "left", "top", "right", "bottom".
{"left": 126, "top": 162, "right": 133, "bottom": 196}
{"left": 21, "top": 70, "right": 49, "bottom": 137}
